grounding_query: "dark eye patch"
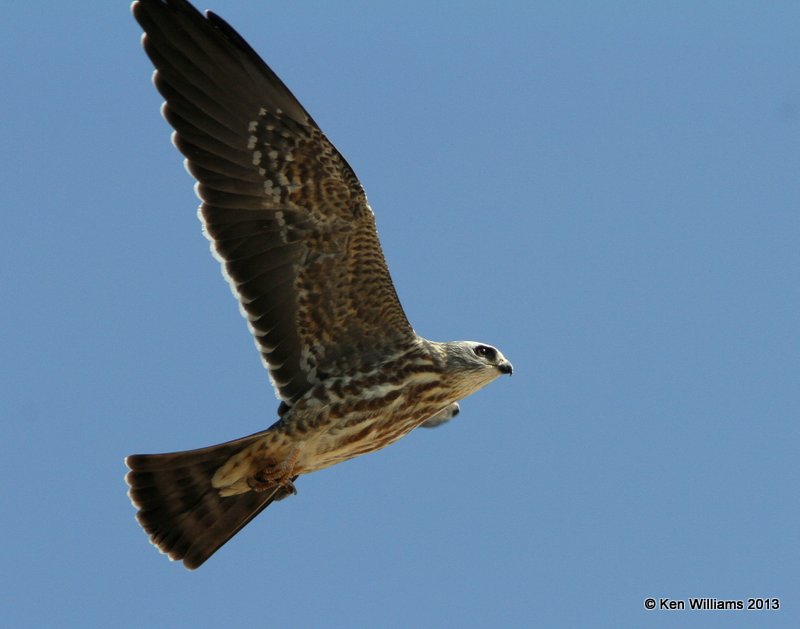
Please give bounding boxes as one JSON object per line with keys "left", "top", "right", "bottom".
{"left": 473, "top": 345, "right": 496, "bottom": 361}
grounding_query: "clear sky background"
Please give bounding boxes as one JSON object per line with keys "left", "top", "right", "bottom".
{"left": 2, "top": 1, "right": 798, "bottom": 627}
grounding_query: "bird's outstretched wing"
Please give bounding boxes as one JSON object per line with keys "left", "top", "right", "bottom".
{"left": 133, "top": 0, "right": 415, "bottom": 406}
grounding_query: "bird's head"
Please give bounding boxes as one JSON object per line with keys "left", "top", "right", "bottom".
{"left": 440, "top": 341, "right": 512, "bottom": 399}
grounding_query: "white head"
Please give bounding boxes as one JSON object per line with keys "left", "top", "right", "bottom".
{"left": 440, "top": 341, "right": 513, "bottom": 399}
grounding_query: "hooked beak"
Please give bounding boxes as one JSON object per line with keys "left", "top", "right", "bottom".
{"left": 498, "top": 360, "right": 513, "bottom": 375}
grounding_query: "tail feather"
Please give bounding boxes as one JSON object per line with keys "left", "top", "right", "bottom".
{"left": 125, "top": 431, "right": 296, "bottom": 570}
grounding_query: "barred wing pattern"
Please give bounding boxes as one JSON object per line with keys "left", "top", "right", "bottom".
{"left": 134, "top": 0, "right": 415, "bottom": 406}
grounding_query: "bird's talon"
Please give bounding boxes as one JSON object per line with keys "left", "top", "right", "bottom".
{"left": 280, "top": 479, "right": 297, "bottom": 495}
{"left": 248, "top": 448, "right": 300, "bottom": 494}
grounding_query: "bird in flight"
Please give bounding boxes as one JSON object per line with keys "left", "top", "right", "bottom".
{"left": 126, "top": 0, "right": 513, "bottom": 570}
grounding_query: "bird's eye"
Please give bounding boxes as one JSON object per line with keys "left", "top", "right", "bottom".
{"left": 474, "top": 345, "right": 496, "bottom": 360}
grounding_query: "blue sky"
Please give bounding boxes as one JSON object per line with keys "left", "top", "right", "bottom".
{"left": 2, "top": 1, "right": 798, "bottom": 627}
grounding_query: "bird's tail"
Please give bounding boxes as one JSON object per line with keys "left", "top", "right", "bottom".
{"left": 125, "top": 431, "right": 295, "bottom": 570}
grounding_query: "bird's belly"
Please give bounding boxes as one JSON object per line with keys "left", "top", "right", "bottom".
{"left": 296, "top": 382, "right": 452, "bottom": 473}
